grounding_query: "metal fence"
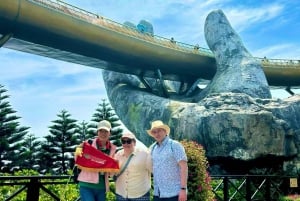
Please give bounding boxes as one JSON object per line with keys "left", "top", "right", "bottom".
{"left": 1, "top": 175, "right": 299, "bottom": 201}
{"left": 211, "top": 175, "right": 299, "bottom": 201}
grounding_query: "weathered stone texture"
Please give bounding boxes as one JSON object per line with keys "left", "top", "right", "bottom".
{"left": 102, "top": 10, "right": 300, "bottom": 174}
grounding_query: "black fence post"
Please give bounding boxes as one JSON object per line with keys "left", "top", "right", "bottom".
{"left": 223, "top": 176, "right": 229, "bottom": 201}
{"left": 265, "top": 177, "right": 271, "bottom": 201}
{"left": 26, "top": 177, "right": 40, "bottom": 201}
{"left": 246, "top": 177, "right": 251, "bottom": 201}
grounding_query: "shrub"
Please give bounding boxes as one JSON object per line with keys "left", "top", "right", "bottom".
{"left": 181, "top": 140, "right": 215, "bottom": 201}
{"left": 281, "top": 194, "right": 300, "bottom": 201}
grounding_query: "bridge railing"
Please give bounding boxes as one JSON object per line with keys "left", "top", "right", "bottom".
{"left": 28, "top": 0, "right": 300, "bottom": 69}
{"left": 258, "top": 57, "right": 300, "bottom": 68}
{"left": 27, "top": 0, "right": 214, "bottom": 57}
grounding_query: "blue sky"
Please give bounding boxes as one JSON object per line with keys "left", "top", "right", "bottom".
{"left": 1, "top": 0, "right": 300, "bottom": 137}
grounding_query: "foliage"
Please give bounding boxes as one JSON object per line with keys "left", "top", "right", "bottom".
{"left": 0, "top": 86, "right": 124, "bottom": 175}
{"left": 280, "top": 194, "right": 300, "bottom": 201}
{"left": 0, "top": 169, "right": 40, "bottom": 200}
{"left": 0, "top": 169, "right": 79, "bottom": 201}
{"left": 77, "top": 120, "right": 90, "bottom": 142}
{"left": 19, "top": 134, "right": 43, "bottom": 171}
{"left": 0, "top": 169, "right": 118, "bottom": 201}
{"left": 0, "top": 85, "right": 30, "bottom": 173}
{"left": 41, "top": 110, "right": 81, "bottom": 174}
{"left": 106, "top": 182, "right": 117, "bottom": 200}
{"left": 89, "top": 99, "right": 123, "bottom": 148}
{"left": 181, "top": 140, "right": 215, "bottom": 201}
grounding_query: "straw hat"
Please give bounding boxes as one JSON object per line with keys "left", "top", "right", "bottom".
{"left": 147, "top": 120, "right": 170, "bottom": 136}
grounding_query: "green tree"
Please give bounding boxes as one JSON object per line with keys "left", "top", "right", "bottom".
{"left": 41, "top": 110, "right": 80, "bottom": 174}
{"left": 0, "top": 85, "right": 30, "bottom": 172}
{"left": 77, "top": 120, "right": 93, "bottom": 142}
{"left": 19, "top": 134, "right": 42, "bottom": 171}
{"left": 89, "top": 99, "right": 123, "bottom": 148}
{"left": 39, "top": 140, "right": 54, "bottom": 174}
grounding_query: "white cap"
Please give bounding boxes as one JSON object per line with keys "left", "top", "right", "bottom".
{"left": 97, "top": 120, "right": 111, "bottom": 131}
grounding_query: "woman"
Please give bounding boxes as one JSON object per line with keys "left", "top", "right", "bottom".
{"left": 75, "top": 120, "right": 117, "bottom": 201}
{"left": 114, "top": 132, "right": 152, "bottom": 201}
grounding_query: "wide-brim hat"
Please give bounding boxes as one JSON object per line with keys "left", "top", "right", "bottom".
{"left": 147, "top": 120, "right": 170, "bottom": 136}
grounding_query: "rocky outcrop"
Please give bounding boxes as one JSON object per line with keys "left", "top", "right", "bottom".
{"left": 102, "top": 10, "right": 300, "bottom": 174}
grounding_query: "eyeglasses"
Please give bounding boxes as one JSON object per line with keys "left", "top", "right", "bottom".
{"left": 121, "top": 139, "right": 132, "bottom": 144}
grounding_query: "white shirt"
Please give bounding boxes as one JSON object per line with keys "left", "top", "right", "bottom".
{"left": 114, "top": 148, "right": 152, "bottom": 198}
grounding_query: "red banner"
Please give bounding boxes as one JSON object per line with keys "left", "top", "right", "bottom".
{"left": 75, "top": 142, "right": 119, "bottom": 173}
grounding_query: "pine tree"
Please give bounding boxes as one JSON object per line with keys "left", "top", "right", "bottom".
{"left": 89, "top": 99, "right": 123, "bottom": 148}
{"left": 0, "top": 85, "right": 30, "bottom": 172}
{"left": 19, "top": 134, "right": 42, "bottom": 171}
{"left": 39, "top": 140, "right": 54, "bottom": 174}
{"left": 77, "top": 120, "right": 93, "bottom": 142}
{"left": 41, "top": 110, "right": 80, "bottom": 174}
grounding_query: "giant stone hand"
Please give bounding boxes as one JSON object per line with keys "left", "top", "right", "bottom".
{"left": 103, "top": 10, "right": 300, "bottom": 173}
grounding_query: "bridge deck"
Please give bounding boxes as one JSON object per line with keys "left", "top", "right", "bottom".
{"left": 0, "top": 0, "right": 300, "bottom": 87}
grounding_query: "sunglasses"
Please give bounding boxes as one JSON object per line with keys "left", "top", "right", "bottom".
{"left": 121, "top": 139, "right": 132, "bottom": 144}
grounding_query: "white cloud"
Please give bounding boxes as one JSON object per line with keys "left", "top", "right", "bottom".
{"left": 224, "top": 4, "right": 284, "bottom": 33}
{"left": 253, "top": 44, "right": 300, "bottom": 60}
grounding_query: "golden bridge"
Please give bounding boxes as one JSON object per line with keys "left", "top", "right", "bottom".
{"left": 1, "top": 0, "right": 300, "bottom": 93}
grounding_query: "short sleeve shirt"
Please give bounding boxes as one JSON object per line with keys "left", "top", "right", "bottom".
{"left": 114, "top": 149, "right": 151, "bottom": 198}
{"left": 151, "top": 136, "right": 187, "bottom": 198}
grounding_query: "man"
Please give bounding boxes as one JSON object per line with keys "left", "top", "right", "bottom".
{"left": 75, "top": 120, "right": 117, "bottom": 201}
{"left": 114, "top": 132, "right": 151, "bottom": 201}
{"left": 147, "top": 120, "right": 188, "bottom": 201}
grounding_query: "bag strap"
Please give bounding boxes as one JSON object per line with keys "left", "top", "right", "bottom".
{"left": 115, "top": 153, "right": 134, "bottom": 179}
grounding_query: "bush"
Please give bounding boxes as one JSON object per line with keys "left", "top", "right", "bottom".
{"left": 181, "top": 140, "right": 215, "bottom": 201}
{"left": 281, "top": 194, "right": 300, "bottom": 201}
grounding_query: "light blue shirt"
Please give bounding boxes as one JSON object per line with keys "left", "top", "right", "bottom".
{"left": 151, "top": 136, "right": 187, "bottom": 198}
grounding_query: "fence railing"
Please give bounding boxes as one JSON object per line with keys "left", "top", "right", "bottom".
{"left": 0, "top": 175, "right": 76, "bottom": 201}
{"left": 211, "top": 175, "right": 299, "bottom": 201}
{"left": 1, "top": 175, "right": 299, "bottom": 201}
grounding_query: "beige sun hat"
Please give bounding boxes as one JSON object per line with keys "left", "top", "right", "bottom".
{"left": 97, "top": 120, "right": 111, "bottom": 131}
{"left": 121, "top": 132, "right": 136, "bottom": 141}
{"left": 147, "top": 120, "right": 170, "bottom": 136}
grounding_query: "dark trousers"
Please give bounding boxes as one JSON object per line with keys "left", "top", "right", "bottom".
{"left": 153, "top": 196, "right": 178, "bottom": 201}
{"left": 116, "top": 191, "right": 150, "bottom": 201}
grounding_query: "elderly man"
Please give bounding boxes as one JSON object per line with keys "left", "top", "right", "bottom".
{"left": 147, "top": 120, "right": 188, "bottom": 201}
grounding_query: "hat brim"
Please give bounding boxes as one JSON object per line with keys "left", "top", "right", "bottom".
{"left": 121, "top": 136, "right": 136, "bottom": 140}
{"left": 98, "top": 127, "right": 110, "bottom": 132}
{"left": 147, "top": 125, "right": 170, "bottom": 136}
